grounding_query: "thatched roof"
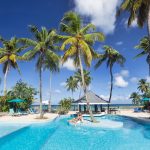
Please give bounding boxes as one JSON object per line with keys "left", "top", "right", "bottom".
{"left": 73, "top": 91, "right": 109, "bottom": 104}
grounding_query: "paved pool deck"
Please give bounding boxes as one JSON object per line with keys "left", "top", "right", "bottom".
{"left": 0, "top": 113, "right": 58, "bottom": 124}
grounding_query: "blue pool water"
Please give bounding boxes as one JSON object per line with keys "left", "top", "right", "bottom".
{"left": 0, "top": 115, "right": 150, "bottom": 150}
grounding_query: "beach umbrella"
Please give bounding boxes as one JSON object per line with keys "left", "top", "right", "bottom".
{"left": 8, "top": 98, "right": 25, "bottom": 103}
{"left": 142, "top": 97, "right": 150, "bottom": 101}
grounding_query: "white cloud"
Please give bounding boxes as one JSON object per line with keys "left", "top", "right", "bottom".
{"left": 125, "top": 18, "right": 137, "bottom": 28}
{"left": 116, "top": 41, "right": 123, "bottom": 45}
{"left": 60, "top": 82, "right": 66, "bottom": 87}
{"left": 100, "top": 94, "right": 129, "bottom": 102}
{"left": 114, "top": 75, "right": 128, "bottom": 88}
{"left": 130, "top": 77, "right": 139, "bottom": 83}
{"left": 146, "top": 76, "right": 150, "bottom": 83}
{"left": 54, "top": 89, "right": 61, "bottom": 94}
{"left": 74, "top": 0, "right": 120, "bottom": 34}
{"left": 120, "top": 70, "right": 129, "bottom": 77}
{"left": 61, "top": 58, "right": 76, "bottom": 71}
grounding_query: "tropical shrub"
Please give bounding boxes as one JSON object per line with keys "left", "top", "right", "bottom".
{"left": 0, "top": 96, "right": 9, "bottom": 112}
{"left": 57, "top": 98, "right": 72, "bottom": 114}
{"left": 7, "top": 80, "right": 37, "bottom": 110}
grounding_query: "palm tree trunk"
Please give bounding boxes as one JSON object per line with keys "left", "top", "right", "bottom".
{"left": 147, "top": 4, "right": 150, "bottom": 76}
{"left": 39, "top": 65, "right": 43, "bottom": 118}
{"left": 72, "top": 91, "right": 73, "bottom": 100}
{"left": 108, "top": 65, "right": 113, "bottom": 113}
{"left": 78, "top": 50, "right": 97, "bottom": 123}
{"left": 149, "top": 63, "right": 150, "bottom": 77}
{"left": 48, "top": 72, "right": 52, "bottom": 113}
{"left": 79, "top": 87, "right": 82, "bottom": 98}
{"left": 4, "top": 64, "right": 9, "bottom": 96}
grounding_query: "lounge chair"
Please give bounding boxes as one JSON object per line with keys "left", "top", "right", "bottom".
{"left": 17, "top": 109, "right": 28, "bottom": 115}
{"left": 28, "top": 108, "right": 36, "bottom": 114}
{"left": 134, "top": 107, "right": 142, "bottom": 112}
{"left": 9, "top": 108, "right": 20, "bottom": 116}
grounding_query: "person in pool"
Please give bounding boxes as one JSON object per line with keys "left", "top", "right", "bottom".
{"left": 69, "top": 113, "right": 83, "bottom": 124}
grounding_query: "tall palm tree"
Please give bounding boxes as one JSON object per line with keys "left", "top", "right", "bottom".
{"left": 66, "top": 76, "right": 78, "bottom": 98}
{"left": 20, "top": 26, "right": 59, "bottom": 118}
{"left": 118, "top": 0, "right": 150, "bottom": 76}
{"left": 130, "top": 92, "right": 141, "bottom": 105}
{"left": 138, "top": 79, "right": 149, "bottom": 93}
{"left": 60, "top": 11, "right": 105, "bottom": 122}
{"left": 95, "top": 46, "right": 125, "bottom": 105}
{"left": 44, "top": 55, "right": 60, "bottom": 113}
{"left": 135, "top": 36, "right": 150, "bottom": 76}
{"left": 118, "top": 0, "right": 150, "bottom": 34}
{"left": 0, "top": 37, "right": 26, "bottom": 95}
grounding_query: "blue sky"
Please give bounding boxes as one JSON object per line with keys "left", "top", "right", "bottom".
{"left": 0, "top": 0, "right": 148, "bottom": 104}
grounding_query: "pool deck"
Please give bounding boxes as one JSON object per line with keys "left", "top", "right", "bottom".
{"left": 0, "top": 110, "right": 150, "bottom": 124}
{"left": 118, "top": 109, "right": 150, "bottom": 124}
{"left": 0, "top": 113, "right": 58, "bottom": 124}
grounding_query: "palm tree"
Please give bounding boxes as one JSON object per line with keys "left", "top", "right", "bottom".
{"left": 66, "top": 76, "right": 78, "bottom": 98}
{"left": 74, "top": 69, "right": 92, "bottom": 97}
{"left": 95, "top": 46, "right": 125, "bottom": 106}
{"left": 74, "top": 69, "right": 91, "bottom": 87}
{"left": 60, "top": 11, "right": 105, "bottom": 122}
{"left": 130, "top": 92, "right": 141, "bottom": 105}
{"left": 138, "top": 79, "right": 149, "bottom": 93}
{"left": 44, "top": 54, "right": 60, "bottom": 112}
{"left": 118, "top": 0, "right": 150, "bottom": 34}
{"left": 118, "top": 0, "right": 150, "bottom": 74}
{"left": 0, "top": 37, "right": 26, "bottom": 95}
{"left": 20, "top": 26, "right": 59, "bottom": 118}
{"left": 135, "top": 36, "right": 150, "bottom": 76}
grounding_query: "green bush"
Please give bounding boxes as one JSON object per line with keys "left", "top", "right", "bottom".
{"left": 0, "top": 96, "right": 9, "bottom": 112}
{"left": 57, "top": 98, "right": 72, "bottom": 114}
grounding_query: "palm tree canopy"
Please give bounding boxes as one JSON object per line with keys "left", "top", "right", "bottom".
{"left": 60, "top": 11, "right": 105, "bottom": 67}
{"left": 130, "top": 92, "right": 141, "bottom": 104}
{"left": 20, "top": 25, "right": 60, "bottom": 71}
{"left": 118, "top": 0, "right": 150, "bottom": 27}
{"left": 138, "top": 79, "right": 149, "bottom": 93}
{"left": 95, "top": 45, "right": 126, "bottom": 69}
{"left": 66, "top": 76, "right": 78, "bottom": 93}
{"left": 74, "top": 69, "right": 92, "bottom": 87}
{"left": 0, "top": 37, "right": 27, "bottom": 74}
{"left": 135, "top": 36, "right": 150, "bottom": 64}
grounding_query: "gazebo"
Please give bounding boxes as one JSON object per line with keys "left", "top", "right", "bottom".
{"left": 73, "top": 91, "right": 109, "bottom": 113}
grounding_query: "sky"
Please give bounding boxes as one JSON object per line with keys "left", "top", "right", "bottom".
{"left": 0, "top": 0, "right": 148, "bottom": 104}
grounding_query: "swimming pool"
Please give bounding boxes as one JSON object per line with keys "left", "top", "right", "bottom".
{"left": 0, "top": 115, "right": 150, "bottom": 150}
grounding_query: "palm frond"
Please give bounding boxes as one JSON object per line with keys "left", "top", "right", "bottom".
{"left": 80, "top": 23, "right": 96, "bottom": 34}
{"left": 61, "top": 37, "right": 77, "bottom": 50}
{"left": 84, "top": 32, "right": 105, "bottom": 43}
{"left": 0, "top": 56, "right": 8, "bottom": 64}
{"left": 62, "top": 46, "right": 77, "bottom": 63}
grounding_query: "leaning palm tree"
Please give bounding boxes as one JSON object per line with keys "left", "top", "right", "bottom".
{"left": 20, "top": 26, "right": 59, "bottom": 118}
{"left": 66, "top": 76, "right": 78, "bottom": 98}
{"left": 95, "top": 46, "right": 125, "bottom": 105}
{"left": 60, "top": 11, "right": 105, "bottom": 122}
{"left": 138, "top": 79, "right": 149, "bottom": 94}
{"left": 0, "top": 37, "right": 26, "bottom": 95}
{"left": 130, "top": 92, "right": 141, "bottom": 105}
{"left": 118, "top": 0, "right": 150, "bottom": 35}
{"left": 135, "top": 36, "right": 150, "bottom": 76}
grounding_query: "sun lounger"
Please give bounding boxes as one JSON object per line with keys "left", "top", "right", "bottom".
{"left": 28, "top": 108, "right": 37, "bottom": 114}
{"left": 134, "top": 107, "right": 142, "bottom": 112}
{"left": 9, "top": 108, "right": 20, "bottom": 116}
{"left": 17, "top": 109, "right": 28, "bottom": 115}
